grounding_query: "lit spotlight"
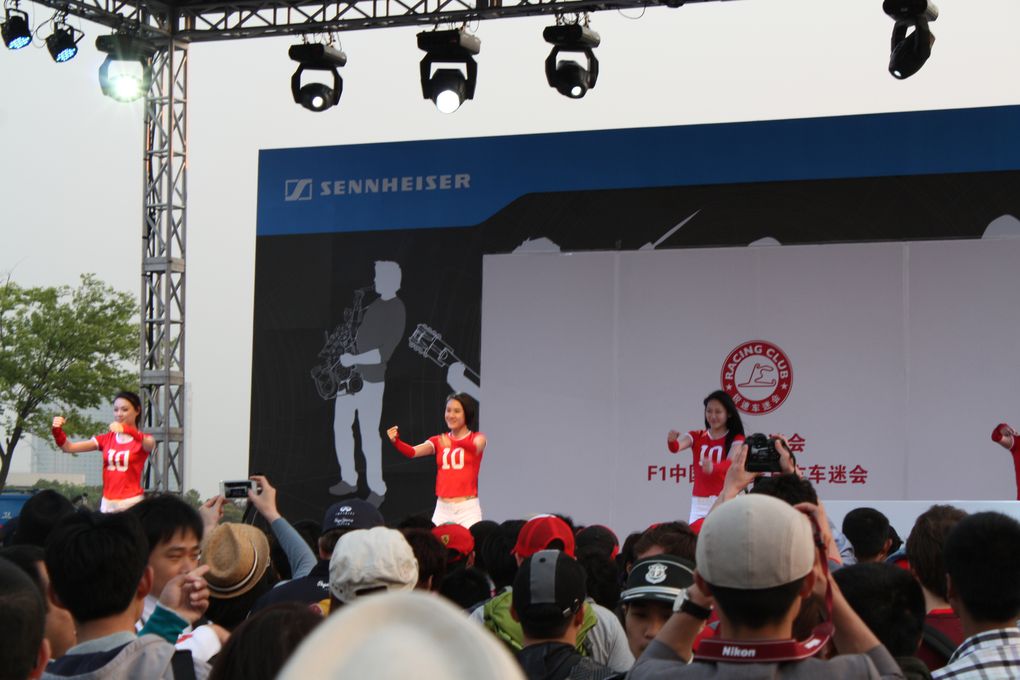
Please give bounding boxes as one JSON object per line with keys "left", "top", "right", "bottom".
{"left": 45, "top": 20, "right": 83, "bottom": 63}
{"left": 96, "top": 34, "right": 156, "bottom": 102}
{"left": 883, "top": 0, "right": 938, "bottom": 79}
{"left": 1, "top": 7, "right": 32, "bottom": 50}
{"left": 543, "top": 23, "right": 600, "bottom": 99}
{"left": 289, "top": 43, "right": 346, "bottom": 112}
{"left": 417, "top": 29, "right": 480, "bottom": 114}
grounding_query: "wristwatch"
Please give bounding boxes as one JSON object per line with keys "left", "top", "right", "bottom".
{"left": 673, "top": 589, "right": 713, "bottom": 620}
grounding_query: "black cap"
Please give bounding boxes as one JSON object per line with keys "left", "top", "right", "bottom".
{"left": 620, "top": 555, "right": 695, "bottom": 604}
{"left": 321, "top": 499, "right": 384, "bottom": 534}
{"left": 512, "top": 550, "right": 585, "bottom": 624}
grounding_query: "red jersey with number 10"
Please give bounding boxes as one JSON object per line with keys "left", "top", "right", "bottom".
{"left": 427, "top": 431, "right": 483, "bottom": 499}
{"left": 685, "top": 430, "right": 744, "bottom": 498}
{"left": 91, "top": 432, "right": 149, "bottom": 500}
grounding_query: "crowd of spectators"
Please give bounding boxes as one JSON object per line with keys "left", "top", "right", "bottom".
{"left": 2, "top": 442, "right": 1020, "bottom": 680}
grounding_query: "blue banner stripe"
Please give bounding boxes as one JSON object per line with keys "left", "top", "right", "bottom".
{"left": 256, "top": 105, "right": 1020, "bottom": 236}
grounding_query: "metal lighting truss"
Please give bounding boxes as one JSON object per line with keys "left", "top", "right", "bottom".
{"left": 140, "top": 41, "right": 188, "bottom": 493}
{"left": 19, "top": 0, "right": 733, "bottom": 492}
{"left": 26, "top": 0, "right": 734, "bottom": 43}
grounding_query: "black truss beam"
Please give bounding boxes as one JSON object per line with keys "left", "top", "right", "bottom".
{"left": 26, "top": 0, "right": 735, "bottom": 42}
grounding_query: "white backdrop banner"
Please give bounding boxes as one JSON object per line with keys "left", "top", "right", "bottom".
{"left": 478, "top": 239, "right": 1020, "bottom": 534}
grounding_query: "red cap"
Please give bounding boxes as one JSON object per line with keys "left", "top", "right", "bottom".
{"left": 513, "top": 515, "right": 575, "bottom": 558}
{"left": 432, "top": 524, "right": 475, "bottom": 559}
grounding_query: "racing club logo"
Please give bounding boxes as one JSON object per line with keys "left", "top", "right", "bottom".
{"left": 721, "top": 340, "right": 792, "bottom": 415}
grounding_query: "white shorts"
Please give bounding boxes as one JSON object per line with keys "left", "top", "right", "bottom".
{"left": 432, "top": 497, "right": 482, "bottom": 528}
{"left": 100, "top": 494, "right": 144, "bottom": 513}
{"left": 689, "top": 495, "right": 717, "bottom": 524}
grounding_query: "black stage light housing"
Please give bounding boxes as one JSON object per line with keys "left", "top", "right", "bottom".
{"left": 45, "top": 21, "right": 82, "bottom": 63}
{"left": 2, "top": 7, "right": 32, "bottom": 50}
{"left": 883, "top": 0, "right": 938, "bottom": 22}
{"left": 543, "top": 25, "right": 600, "bottom": 99}
{"left": 883, "top": 0, "right": 937, "bottom": 79}
{"left": 96, "top": 34, "right": 157, "bottom": 101}
{"left": 417, "top": 29, "right": 480, "bottom": 113}
{"left": 289, "top": 43, "right": 347, "bottom": 112}
{"left": 888, "top": 18, "right": 934, "bottom": 79}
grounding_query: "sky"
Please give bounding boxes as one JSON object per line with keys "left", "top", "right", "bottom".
{"left": 2, "top": 0, "right": 1019, "bottom": 497}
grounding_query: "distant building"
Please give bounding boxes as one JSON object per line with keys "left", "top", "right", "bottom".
{"left": 30, "top": 434, "right": 102, "bottom": 487}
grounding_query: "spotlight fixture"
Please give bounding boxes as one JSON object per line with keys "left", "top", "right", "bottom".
{"left": 288, "top": 43, "right": 346, "bottom": 112}
{"left": 96, "top": 34, "right": 156, "bottom": 102}
{"left": 45, "top": 19, "right": 83, "bottom": 63}
{"left": 1, "top": 7, "right": 32, "bottom": 50}
{"left": 883, "top": 0, "right": 938, "bottom": 79}
{"left": 543, "top": 24, "right": 600, "bottom": 99}
{"left": 417, "top": 28, "right": 480, "bottom": 114}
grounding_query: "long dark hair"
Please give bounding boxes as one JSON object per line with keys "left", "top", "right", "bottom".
{"left": 114, "top": 390, "right": 143, "bottom": 426}
{"left": 702, "top": 390, "right": 744, "bottom": 457}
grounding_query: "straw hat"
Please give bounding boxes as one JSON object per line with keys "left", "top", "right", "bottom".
{"left": 202, "top": 523, "right": 271, "bottom": 599}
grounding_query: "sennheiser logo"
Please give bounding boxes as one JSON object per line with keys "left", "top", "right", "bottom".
{"left": 284, "top": 178, "right": 314, "bottom": 202}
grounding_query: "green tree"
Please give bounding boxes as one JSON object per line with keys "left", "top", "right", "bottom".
{"left": 0, "top": 274, "right": 137, "bottom": 490}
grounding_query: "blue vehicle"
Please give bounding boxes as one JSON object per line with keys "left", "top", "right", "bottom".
{"left": 0, "top": 489, "right": 36, "bottom": 533}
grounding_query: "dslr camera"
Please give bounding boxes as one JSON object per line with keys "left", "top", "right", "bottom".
{"left": 744, "top": 433, "right": 787, "bottom": 473}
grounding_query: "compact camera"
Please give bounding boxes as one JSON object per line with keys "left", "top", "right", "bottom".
{"left": 220, "top": 479, "right": 255, "bottom": 500}
{"left": 744, "top": 433, "right": 785, "bottom": 473}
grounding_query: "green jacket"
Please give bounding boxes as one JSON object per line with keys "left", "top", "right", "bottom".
{"left": 482, "top": 589, "right": 599, "bottom": 655}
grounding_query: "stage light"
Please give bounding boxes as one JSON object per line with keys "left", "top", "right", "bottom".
{"left": 96, "top": 34, "right": 156, "bottom": 102}
{"left": 45, "top": 20, "right": 82, "bottom": 63}
{"left": 417, "top": 29, "right": 480, "bottom": 113}
{"left": 2, "top": 7, "right": 32, "bottom": 50}
{"left": 288, "top": 43, "right": 346, "bottom": 112}
{"left": 543, "top": 24, "right": 600, "bottom": 99}
{"left": 883, "top": 0, "right": 937, "bottom": 79}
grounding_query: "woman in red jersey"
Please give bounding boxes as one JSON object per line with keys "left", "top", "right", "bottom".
{"left": 667, "top": 390, "right": 745, "bottom": 524}
{"left": 51, "top": 391, "right": 155, "bottom": 512}
{"left": 388, "top": 392, "right": 486, "bottom": 528}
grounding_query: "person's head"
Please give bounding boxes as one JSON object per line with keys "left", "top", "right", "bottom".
{"left": 480, "top": 520, "right": 524, "bottom": 590}
{"left": 277, "top": 591, "right": 524, "bottom": 680}
{"left": 202, "top": 523, "right": 274, "bottom": 630}
{"left": 905, "top": 504, "right": 966, "bottom": 601}
{"left": 208, "top": 603, "right": 322, "bottom": 680}
{"left": 575, "top": 547, "right": 620, "bottom": 610}
{"left": 620, "top": 555, "right": 695, "bottom": 657}
{"left": 944, "top": 511, "right": 1020, "bottom": 625}
{"left": 512, "top": 515, "right": 575, "bottom": 564}
{"left": 751, "top": 474, "right": 819, "bottom": 506}
{"left": 0, "top": 546, "right": 76, "bottom": 659}
{"left": 834, "top": 562, "right": 925, "bottom": 657}
{"left": 0, "top": 557, "right": 49, "bottom": 680}
{"left": 511, "top": 550, "right": 586, "bottom": 643}
{"left": 702, "top": 390, "right": 744, "bottom": 452}
{"left": 328, "top": 527, "right": 418, "bottom": 609}
{"left": 45, "top": 511, "right": 150, "bottom": 624}
{"left": 444, "top": 393, "right": 477, "bottom": 432}
{"left": 113, "top": 390, "right": 143, "bottom": 427}
{"left": 10, "top": 490, "right": 74, "bottom": 547}
{"left": 318, "top": 499, "right": 385, "bottom": 559}
{"left": 696, "top": 495, "right": 815, "bottom": 632}
{"left": 432, "top": 523, "right": 475, "bottom": 567}
{"left": 634, "top": 521, "right": 697, "bottom": 562}
{"left": 842, "top": 507, "right": 893, "bottom": 562}
{"left": 401, "top": 529, "right": 447, "bottom": 592}
{"left": 129, "top": 494, "right": 203, "bottom": 597}
{"left": 575, "top": 525, "right": 620, "bottom": 560}
{"left": 439, "top": 567, "right": 495, "bottom": 611}
{"left": 373, "top": 260, "right": 401, "bottom": 298}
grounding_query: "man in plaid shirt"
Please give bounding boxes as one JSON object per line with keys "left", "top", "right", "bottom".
{"left": 933, "top": 512, "right": 1020, "bottom": 679}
